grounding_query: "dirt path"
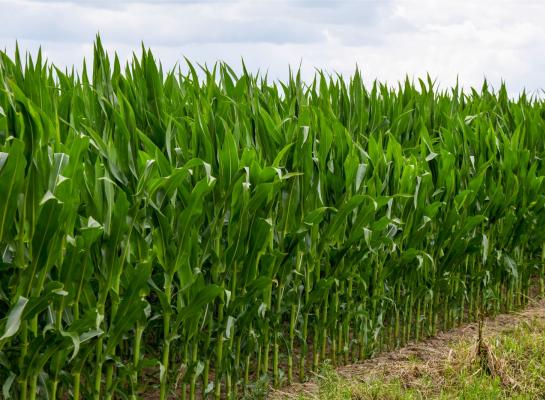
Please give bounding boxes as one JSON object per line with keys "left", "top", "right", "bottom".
{"left": 270, "top": 298, "right": 545, "bottom": 399}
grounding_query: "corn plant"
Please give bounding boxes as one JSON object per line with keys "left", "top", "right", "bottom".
{"left": 1, "top": 38, "right": 545, "bottom": 399}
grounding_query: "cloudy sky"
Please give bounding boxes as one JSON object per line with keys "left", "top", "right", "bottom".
{"left": 1, "top": 0, "right": 544, "bottom": 94}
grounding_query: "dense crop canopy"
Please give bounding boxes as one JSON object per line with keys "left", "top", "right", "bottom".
{"left": 1, "top": 38, "right": 545, "bottom": 399}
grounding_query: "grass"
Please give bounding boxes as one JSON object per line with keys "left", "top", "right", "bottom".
{"left": 297, "top": 318, "right": 545, "bottom": 400}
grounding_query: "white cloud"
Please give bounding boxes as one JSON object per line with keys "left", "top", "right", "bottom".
{"left": 1, "top": 0, "right": 544, "bottom": 94}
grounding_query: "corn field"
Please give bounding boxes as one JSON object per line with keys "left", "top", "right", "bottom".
{"left": 1, "top": 39, "right": 545, "bottom": 399}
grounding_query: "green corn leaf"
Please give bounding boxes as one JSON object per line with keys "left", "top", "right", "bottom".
{"left": 0, "top": 296, "right": 28, "bottom": 341}
{"left": 0, "top": 140, "right": 26, "bottom": 243}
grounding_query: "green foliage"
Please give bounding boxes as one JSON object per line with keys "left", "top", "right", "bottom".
{"left": 1, "top": 38, "right": 545, "bottom": 399}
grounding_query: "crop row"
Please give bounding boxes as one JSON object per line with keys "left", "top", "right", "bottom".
{"left": 1, "top": 39, "right": 544, "bottom": 399}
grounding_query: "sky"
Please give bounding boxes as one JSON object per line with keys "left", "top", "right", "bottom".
{"left": 1, "top": 0, "right": 544, "bottom": 95}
